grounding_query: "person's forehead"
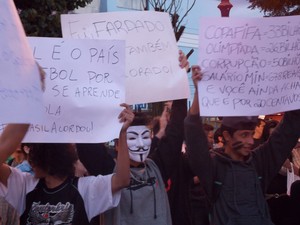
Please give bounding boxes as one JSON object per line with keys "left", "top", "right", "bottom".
{"left": 235, "top": 129, "right": 255, "bottom": 134}
{"left": 127, "top": 125, "right": 150, "bottom": 133}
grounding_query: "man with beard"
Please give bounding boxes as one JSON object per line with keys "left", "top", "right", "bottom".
{"left": 184, "top": 65, "right": 300, "bottom": 225}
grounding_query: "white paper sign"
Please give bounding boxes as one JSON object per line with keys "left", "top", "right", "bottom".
{"left": 61, "top": 11, "right": 189, "bottom": 104}
{"left": 0, "top": 0, "right": 43, "bottom": 123}
{"left": 22, "top": 37, "right": 125, "bottom": 143}
{"left": 198, "top": 16, "right": 300, "bottom": 116}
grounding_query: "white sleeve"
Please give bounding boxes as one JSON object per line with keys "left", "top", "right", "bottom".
{"left": 0, "top": 167, "right": 38, "bottom": 215}
{"left": 77, "top": 174, "right": 121, "bottom": 221}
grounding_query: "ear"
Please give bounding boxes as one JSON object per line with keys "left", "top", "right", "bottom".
{"left": 222, "top": 131, "right": 231, "bottom": 143}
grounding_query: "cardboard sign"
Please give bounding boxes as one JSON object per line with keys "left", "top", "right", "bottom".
{"left": 22, "top": 37, "right": 125, "bottom": 143}
{"left": 61, "top": 11, "right": 189, "bottom": 104}
{"left": 0, "top": 0, "right": 43, "bottom": 123}
{"left": 198, "top": 16, "right": 300, "bottom": 116}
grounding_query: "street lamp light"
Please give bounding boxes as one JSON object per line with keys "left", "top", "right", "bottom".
{"left": 218, "top": 0, "right": 233, "bottom": 17}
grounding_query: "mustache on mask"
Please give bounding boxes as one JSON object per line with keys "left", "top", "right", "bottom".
{"left": 129, "top": 147, "right": 150, "bottom": 152}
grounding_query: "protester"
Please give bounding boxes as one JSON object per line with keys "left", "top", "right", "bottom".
{"left": 189, "top": 123, "right": 214, "bottom": 225}
{"left": 252, "top": 118, "right": 266, "bottom": 148}
{"left": 0, "top": 104, "right": 133, "bottom": 225}
{"left": 6, "top": 145, "right": 26, "bottom": 167}
{"left": 151, "top": 102, "right": 171, "bottom": 139}
{"left": 15, "top": 143, "right": 34, "bottom": 175}
{"left": 213, "top": 127, "right": 224, "bottom": 149}
{"left": 184, "top": 65, "right": 300, "bottom": 225}
{"left": 103, "top": 50, "right": 189, "bottom": 225}
{"left": 263, "top": 120, "right": 290, "bottom": 225}
{"left": 291, "top": 140, "right": 300, "bottom": 168}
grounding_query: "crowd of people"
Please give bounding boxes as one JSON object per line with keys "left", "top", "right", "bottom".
{"left": 1, "top": 57, "right": 300, "bottom": 225}
{"left": 1, "top": 6, "right": 300, "bottom": 225}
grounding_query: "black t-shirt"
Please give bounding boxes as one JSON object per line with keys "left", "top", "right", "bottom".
{"left": 20, "top": 177, "right": 89, "bottom": 225}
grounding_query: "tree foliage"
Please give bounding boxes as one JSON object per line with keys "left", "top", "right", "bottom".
{"left": 248, "top": 0, "right": 300, "bottom": 16}
{"left": 143, "top": 0, "right": 196, "bottom": 41}
{"left": 14, "top": 0, "right": 92, "bottom": 37}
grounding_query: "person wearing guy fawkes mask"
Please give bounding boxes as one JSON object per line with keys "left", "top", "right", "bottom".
{"left": 103, "top": 50, "right": 189, "bottom": 225}
{"left": 103, "top": 98, "right": 187, "bottom": 225}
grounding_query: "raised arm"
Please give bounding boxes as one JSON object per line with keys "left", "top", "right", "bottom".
{"left": 154, "top": 104, "right": 170, "bottom": 140}
{"left": 0, "top": 63, "right": 45, "bottom": 186}
{"left": 0, "top": 124, "right": 30, "bottom": 186}
{"left": 184, "top": 65, "right": 215, "bottom": 197}
{"left": 189, "top": 65, "right": 202, "bottom": 115}
{"left": 253, "top": 109, "right": 300, "bottom": 190}
{"left": 149, "top": 50, "right": 190, "bottom": 181}
{"left": 111, "top": 103, "right": 133, "bottom": 194}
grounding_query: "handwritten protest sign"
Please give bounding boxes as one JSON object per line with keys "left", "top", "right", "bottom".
{"left": 22, "top": 37, "right": 125, "bottom": 143}
{"left": 0, "top": 0, "right": 43, "bottom": 123}
{"left": 61, "top": 11, "right": 189, "bottom": 104}
{"left": 198, "top": 16, "right": 300, "bottom": 116}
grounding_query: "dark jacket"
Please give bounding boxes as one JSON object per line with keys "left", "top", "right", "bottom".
{"left": 149, "top": 99, "right": 193, "bottom": 225}
{"left": 184, "top": 110, "right": 300, "bottom": 225}
{"left": 150, "top": 99, "right": 187, "bottom": 185}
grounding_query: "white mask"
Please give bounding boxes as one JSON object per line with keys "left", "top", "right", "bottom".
{"left": 127, "top": 125, "right": 151, "bottom": 162}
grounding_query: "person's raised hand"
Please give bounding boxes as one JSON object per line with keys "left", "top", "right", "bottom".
{"left": 36, "top": 63, "right": 46, "bottom": 92}
{"left": 191, "top": 65, "right": 203, "bottom": 91}
{"left": 119, "top": 103, "right": 134, "bottom": 132}
{"left": 157, "top": 104, "right": 170, "bottom": 137}
{"left": 179, "top": 50, "right": 190, "bottom": 72}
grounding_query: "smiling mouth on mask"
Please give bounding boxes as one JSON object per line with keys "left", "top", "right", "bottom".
{"left": 129, "top": 147, "right": 149, "bottom": 153}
